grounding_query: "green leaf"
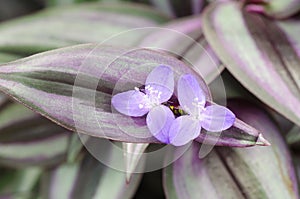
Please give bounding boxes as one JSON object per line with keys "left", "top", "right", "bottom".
{"left": 139, "top": 15, "right": 224, "bottom": 84}
{"left": 286, "top": 125, "right": 300, "bottom": 149}
{"left": 0, "top": 133, "right": 70, "bottom": 168}
{"left": 0, "top": 44, "right": 269, "bottom": 146}
{"left": 164, "top": 99, "right": 298, "bottom": 199}
{"left": 0, "top": 44, "right": 211, "bottom": 143}
{"left": 203, "top": 1, "right": 300, "bottom": 126}
{"left": 66, "top": 133, "right": 84, "bottom": 163}
{"left": 0, "top": 103, "right": 71, "bottom": 167}
{"left": 0, "top": 2, "right": 169, "bottom": 55}
{"left": 0, "top": 167, "right": 42, "bottom": 199}
{"left": 246, "top": 0, "right": 300, "bottom": 19}
{"left": 149, "top": 0, "right": 174, "bottom": 17}
{"left": 42, "top": 151, "right": 142, "bottom": 199}
{"left": 122, "top": 142, "right": 148, "bottom": 182}
{"left": 0, "top": 52, "right": 21, "bottom": 63}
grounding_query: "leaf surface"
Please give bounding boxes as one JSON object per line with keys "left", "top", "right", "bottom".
{"left": 164, "top": 99, "right": 298, "bottom": 199}
{"left": 203, "top": 1, "right": 300, "bottom": 126}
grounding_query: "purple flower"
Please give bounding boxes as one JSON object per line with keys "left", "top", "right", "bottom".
{"left": 168, "top": 74, "right": 236, "bottom": 146}
{"left": 112, "top": 66, "right": 236, "bottom": 147}
{"left": 111, "top": 65, "right": 176, "bottom": 143}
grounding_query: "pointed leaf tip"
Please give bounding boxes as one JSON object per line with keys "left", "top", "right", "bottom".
{"left": 256, "top": 133, "right": 271, "bottom": 146}
{"left": 123, "top": 142, "right": 148, "bottom": 182}
{"left": 0, "top": 44, "right": 268, "bottom": 148}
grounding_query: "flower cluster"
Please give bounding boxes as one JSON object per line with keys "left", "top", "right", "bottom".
{"left": 112, "top": 65, "right": 236, "bottom": 146}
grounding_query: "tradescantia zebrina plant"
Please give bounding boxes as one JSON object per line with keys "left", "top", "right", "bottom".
{"left": 164, "top": 100, "right": 298, "bottom": 199}
{"left": 202, "top": 1, "right": 300, "bottom": 127}
{"left": 0, "top": 44, "right": 269, "bottom": 146}
{"left": 0, "top": 0, "right": 299, "bottom": 198}
{"left": 0, "top": 2, "right": 169, "bottom": 54}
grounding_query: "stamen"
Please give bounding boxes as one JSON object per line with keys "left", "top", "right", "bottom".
{"left": 143, "top": 85, "right": 165, "bottom": 107}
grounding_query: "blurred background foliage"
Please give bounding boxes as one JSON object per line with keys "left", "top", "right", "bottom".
{"left": 0, "top": 0, "right": 299, "bottom": 199}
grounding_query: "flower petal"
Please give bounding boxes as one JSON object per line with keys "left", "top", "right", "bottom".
{"left": 146, "top": 105, "right": 175, "bottom": 143}
{"left": 111, "top": 90, "right": 149, "bottom": 117}
{"left": 178, "top": 74, "right": 206, "bottom": 116}
{"left": 169, "top": 115, "right": 201, "bottom": 146}
{"left": 201, "top": 105, "right": 236, "bottom": 132}
{"left": 145, "top": 65, "right": 174, "bottom": 103}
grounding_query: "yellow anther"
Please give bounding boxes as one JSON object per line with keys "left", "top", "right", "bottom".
{"left": 178, "top": 109, "right": 184, "bottom": 115}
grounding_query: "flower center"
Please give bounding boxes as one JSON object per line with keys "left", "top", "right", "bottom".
{"left": 135, "top": 86, "right": 162, "bottom": 109}
{"left": 144, "top": 85, "right": 162, "bottom": 107}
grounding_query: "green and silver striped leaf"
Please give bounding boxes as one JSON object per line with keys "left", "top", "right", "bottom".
{"left": 139, "top": 15, "right": 224, "bottom": 84}
{"left": 42, "top": 151, "right": 142, "bottom": 199}
{"left": 0, "top": 167, "right": 42, "bottom": 199}
{"left": 203, "top": 1, "right": 300, "bottom": 126}
{"left": 0, "top": 102, "right": 72, "bottom": 167}
{"left": 164, "top": 99, "right": 298, "bottom": 199}
{"left": 0, "top": 44, "right": 269, "bottom": 146}
{"left": 0, "top": 2, "right": 169, "bottom": 55}
{"left": 246, "top": 0, "right": 300, "bottom": 19}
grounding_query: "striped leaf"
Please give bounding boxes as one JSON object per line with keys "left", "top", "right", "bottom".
{"left": 0, "top": 2, "right": 168, "bottom": 55}
{"left": 42, "top": 152, "right": 142, "bottom": 199}
{"left": 0, "top": 102, "right": 71, "bottom": 167}
{"left": 0, "top": 56, "right": 74, "bottom": 166}
{"left": 210, "top": 70, "right": 296, "bottom": 134}
{"left": 0, "top": 103, "right": 59, "bottom": 142}
{"left": 0, "top": 133, "right": 70, "bottom": 168}
{"left": 139, "top": 15, "right": 224, "bottom": 84}
{"left": 0, "top": 44, "right": 269, "bottom": 146}
{"left": 0, "top": 44, "right": 210, "bottom": 143}
{"left": 0, "top": 167, "right": 42, "bottom": 199}
{"left": 122, "top": 142, "right": 148, "bottom": 182}
{"left": 66, "top": 133, "right": 84, "bottom": 163}
{"left": 277, "top": 18, "right": 300, "bottom": 59}
{"left": 164, "top": 99, "right": 298, "bottom": 199}
{"left": 203, "top": 1, "right": 300, "bottom": 126}
{"left": 246, "top": 0, "right": 300, "bottom": 19}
